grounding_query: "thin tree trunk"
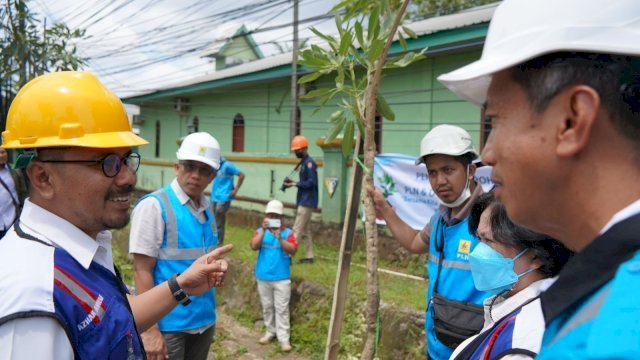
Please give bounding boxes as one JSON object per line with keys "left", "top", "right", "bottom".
{"left": 359, "top": 1, "right": 411, "bottom": 359}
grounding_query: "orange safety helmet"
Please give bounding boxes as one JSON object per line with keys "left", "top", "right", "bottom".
{"left": 2, "top": 71, "right": 148, "bottom": 149}
{"left": 290, "top": 135, "right": 309, "bottom": 151}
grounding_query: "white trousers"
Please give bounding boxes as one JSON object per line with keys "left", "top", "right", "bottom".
{"left": 257, "top": 279, "right": 292, "bottom": 343}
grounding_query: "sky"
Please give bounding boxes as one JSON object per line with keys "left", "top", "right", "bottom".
{"left": 30, "top": 0, "right": 340, "bottom": 98}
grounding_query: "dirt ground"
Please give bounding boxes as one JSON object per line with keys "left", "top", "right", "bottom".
{"left": 209, "top": 307, "right": 308, "bottom": 360}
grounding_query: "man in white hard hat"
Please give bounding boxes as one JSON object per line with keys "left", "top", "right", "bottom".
{"left": 250, "top": 200, "right": 298, "bottom": 352}
{"left": 370, "top": 124, "right": 490, "bottom": 359}
{"left": 438, "top": 0, "right": 640, "bottom": 357}
{"left": 130, "top": 132, "right": 222, "bottom": 360}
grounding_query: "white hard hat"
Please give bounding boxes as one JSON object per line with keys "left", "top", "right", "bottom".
{"left": 416, "top": 125, "right": 478, "bottom": 165}
{"left": 265, "top": 200, "right": 284, "bottom": 215}
{"left": 438, "top": 0, "right": 640, "bottom": 106}
{"left": 176, "top": 132, "right": 221, "bottom": 170}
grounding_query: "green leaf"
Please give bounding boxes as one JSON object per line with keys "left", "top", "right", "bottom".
{"left": 367, "top": 5, "right": 380, "bottom": 41}
{"left": 354, "top": 21, "right": 364, "bottom": 48}
{"left": 298, "top": 72, "right": 322, "bottom": 84}
{"left": 328, "top": 110, "right": 345, "bottom": 123}
{"left": 342, "top": 121, "right": 355, "bottom": 157}
{"left": 402, "top": 25, "right": 417, "bottom": 39}
{"left": 398, "top": 31, "right": 407, "bottom": 50}
{"left": 299, "top": 87, "right": 333, "bottom": 100}
{"left": 338, "top": 29, "right": 352, "bottom": 57}
{"left": 376, "top": 94, "right": 395, "bottom": 121}
{"left": 335, "top": 66, "right": 345, "bottom": 88}
{"left": 310, "top": 27, "right": 337, "bottom": 48}
{"left": 327, "top": 114, "right": 347, "bottom": 142}
{"left": 368, "top": 39, "right": 385, "bottom": 63}
{"left": 335, "top": 14, "right": 344, "bottom": 37}
{"left": 329, "top": 0, "right": 352, "bottom": 14}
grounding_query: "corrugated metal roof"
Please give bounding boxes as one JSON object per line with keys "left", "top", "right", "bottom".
{"left": 408, "top": 3, "right": 497, "bottom": 37}
{"left": 124, "top": 3, "right": 498, "bottom": 100}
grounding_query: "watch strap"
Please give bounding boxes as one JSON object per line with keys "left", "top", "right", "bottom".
{"left": 168, "top": 273, "right": 191, "bottom": 306}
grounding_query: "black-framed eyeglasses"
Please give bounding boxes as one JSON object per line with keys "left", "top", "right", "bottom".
{"left": 179, "top": 160, "right": 216, "bottom": 177}
{"left": 40, "top": 152, "right": 141, "bottom": 178}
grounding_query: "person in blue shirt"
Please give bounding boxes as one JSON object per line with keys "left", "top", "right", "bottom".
{"left": 211, "top": 157, "right": 245, "bottom": 244}
{"left": 283, "top": 135, "right": 318, "bottom": 264}
{"left": 370, "top": 125, "right": 490, "bottom": 359}
{"left": 438, "top": 0, "right": 640, "bottom": 358}
{"left": 250, "top": 200, "right": 298, "bottom": 352}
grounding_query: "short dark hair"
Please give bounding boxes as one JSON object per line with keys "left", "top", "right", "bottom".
{"left": 468, "top": 192, "right": 572, "bottom": 277}
{"left": 455, "top": 152, "right": 477, "bottom": 166}
{"left": 512, "top": 52, "right": 640, "bottom": 148}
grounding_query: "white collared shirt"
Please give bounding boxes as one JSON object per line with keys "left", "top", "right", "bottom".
{"left": 129, "top": 179, "right": 210, "bottom": 258}
{"left": 600, "top": 198, "right": 640, "bottom": 234}
{"left": 0, "top": 199, "right": 117, "bottom": 359}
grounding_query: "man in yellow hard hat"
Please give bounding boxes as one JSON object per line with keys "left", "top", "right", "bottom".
{"left": 0, "top": 71, "right": 232, "bottom": 359}
{"left": 439, "top": 0, "right": 640, "bottom": 358}
{"left": 283, "top": 135, "right": 318, "bottom": 264}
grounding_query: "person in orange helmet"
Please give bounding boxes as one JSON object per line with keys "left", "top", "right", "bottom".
{"left": 283, "top": 135, "right": 318, "bottom": 264}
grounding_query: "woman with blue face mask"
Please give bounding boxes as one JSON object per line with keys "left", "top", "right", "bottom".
{"left": 450, "top": 192, "right": 572, "bottom": 360}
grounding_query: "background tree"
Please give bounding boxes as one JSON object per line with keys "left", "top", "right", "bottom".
{"left": 297, "top": 0, "right": 424, "bottom": 358}
{"left": 408, "top": 0, "right": 499, "bottom": 20}
{"left": 0, "top": 0, "right": 86, "bottom": 130}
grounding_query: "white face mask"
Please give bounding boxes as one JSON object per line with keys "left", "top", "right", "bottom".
{"left": 438, "top": 165, "right": 471, "bottom": 208}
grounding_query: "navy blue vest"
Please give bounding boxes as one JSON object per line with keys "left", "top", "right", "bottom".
{"left": 8, "top": 222, "right": 145, "bottom": 359}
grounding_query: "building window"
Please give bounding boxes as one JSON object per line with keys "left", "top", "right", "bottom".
{"left": 374, "top": 112, "right": 382, "bottom": 153}
{"left": 295, "top": 106, "right": 301, "bottom": 136}
{"left": 187, "top": 116, "right": 199, "bottom": 133}
{"left": 232, "top": 113, "right": 245, "bottom": 152}
{"left": 155, "top": 120, "right": 161, "bottom": 158}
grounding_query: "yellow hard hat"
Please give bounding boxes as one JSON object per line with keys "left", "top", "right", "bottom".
{"left": 2, "top": 71, "right": 148, "bottom": 149}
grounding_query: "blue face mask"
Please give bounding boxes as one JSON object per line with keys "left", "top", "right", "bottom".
{"left": 469, "top": 242, "right": 535, "bottom": 295}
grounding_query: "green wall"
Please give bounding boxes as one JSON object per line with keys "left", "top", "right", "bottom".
{"left": 128, "top": 46, "right": 483, "bottom": 223}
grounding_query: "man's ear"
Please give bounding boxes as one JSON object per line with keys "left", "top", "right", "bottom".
{"left": 556, "top": 85, "right": 600, "bottom": 157}
{"left": 468, "top": 162, "right": 477, "bottom": 179}
{"left": 26, "top": 162, "right": 55, "bottom": 200}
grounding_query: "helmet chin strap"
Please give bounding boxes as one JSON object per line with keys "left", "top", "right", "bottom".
{"left": 439, "top": 165, "right": 472, "bottom": 208}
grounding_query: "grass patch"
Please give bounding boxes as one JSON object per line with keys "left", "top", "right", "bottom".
{"left": 224, "top": 225, "right": 426, "bottom": 311}
{"left": 112, "top": 221, "right": 427, "bottom": 358}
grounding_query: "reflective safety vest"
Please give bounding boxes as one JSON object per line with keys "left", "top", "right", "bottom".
{"left": 426, "top": 212, "right": 490, "bottom": 360}
{"left": 143, "top": 186, "right": 218, "bottom": 332}
{"left": 539, "top": 250, "right": 640, "bottom": 359}
{"left": 255, "top": 227, "right": 294, "bottom": 281}
{"left": 0, "top": 221, "right": 145, "bottom": 359}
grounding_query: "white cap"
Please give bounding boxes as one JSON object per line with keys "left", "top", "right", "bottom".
{"left": 438, "top": 0, "right": 640, "bottom": 106}
{"left": 265, "top": 200, "right": 284, "bottom": 215}
{"left": 416, "top": 125, "right": 478, "bottom": 165}
{"left": 176, "top": 132, "right": 221, "bottom": 170}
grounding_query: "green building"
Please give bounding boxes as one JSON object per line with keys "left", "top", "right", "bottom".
{"left": 123, "top": 4, "right": 496, "bottom": 224}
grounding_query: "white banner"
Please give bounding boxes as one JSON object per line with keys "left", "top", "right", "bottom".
{"left": 372, "top": 154, "right": 493, "bottom": 230}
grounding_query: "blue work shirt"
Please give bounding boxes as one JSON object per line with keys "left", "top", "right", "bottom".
{"left": 426, "top": 211, "right": 489, "bottom": 360}
{"left": 212, "top": 159, "right": 241, "bottom": 203}
{"left": 538, "top": 213, "right": 640, "bottom": 359}
{"left": 296, "top": 155, "right": 318, "bottom": 208}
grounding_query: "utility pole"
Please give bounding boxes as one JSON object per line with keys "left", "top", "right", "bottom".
{"left": 289, "top": 0, "right": 299, "bottom": 143}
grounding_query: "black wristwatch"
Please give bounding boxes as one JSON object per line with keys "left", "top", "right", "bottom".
{"left": 168, "top": 273, "right": 191, "bottom": 306}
